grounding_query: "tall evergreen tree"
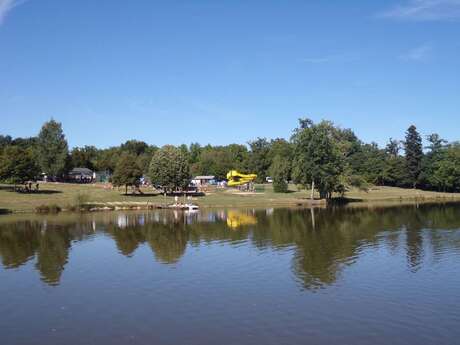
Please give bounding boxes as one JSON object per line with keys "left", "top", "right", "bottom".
{"left": 37, "top": 119, "right": 69, "bottom": 178}
{"left": 404, "top": 125, "right": 423, "bottom": 188}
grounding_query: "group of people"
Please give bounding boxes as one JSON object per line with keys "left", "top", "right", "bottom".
{"left": 17, "top": 181, "right": 40, "bottom": 193}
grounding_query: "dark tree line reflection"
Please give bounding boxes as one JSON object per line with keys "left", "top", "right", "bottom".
{"left": 1, "top": 204, "right": 460, "bottom": 288}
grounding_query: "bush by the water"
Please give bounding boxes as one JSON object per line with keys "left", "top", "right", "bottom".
{"left": 35, "top": 204, "right": 62, "bottom": 213}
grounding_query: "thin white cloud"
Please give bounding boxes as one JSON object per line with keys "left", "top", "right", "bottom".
{"left": 0, "top": 0, "right": 25, "bottom": 25}
{"left": 400, "top": 44, "right": 432, "bottom": 61}
{"left": 380, "top": 0, "right": 460, "bottom": 21}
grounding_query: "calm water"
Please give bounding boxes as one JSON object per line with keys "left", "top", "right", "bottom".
{"left": 1, "top": 204, "right": 460, "bottom": 345}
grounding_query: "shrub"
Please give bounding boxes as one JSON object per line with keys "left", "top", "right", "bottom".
{"left": 35, "top": 204, "right": 62, "bottom": 213}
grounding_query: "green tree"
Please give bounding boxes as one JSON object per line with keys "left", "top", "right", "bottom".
{"left": 404, "top": 125, "right": 423, "bottom": 188}
{"left": 191, "top": 147, "right": 231, "bottom": 179}
{"left": 428, "top": 143, "right": 460, "bottom": 192}
{"left": 419, "top": 134, "right": 447, "bottom": 190}
{"left": 426, "top": 133, "right": 446, "bottom": 153}
{"left": 148, "top": 145, "right": 190, "bottom": 192}
{"left": 37, "top": 119, "right": 69, "bottom": 178}
{"left": 269, "top": 155, "right": 290, "bottom": 193}
{"left": 292, "top": 120, "right": 346, "bottom": 200}
{"left": 248, "top": 138, "right": 272, "bottom": 182}
{"left": 0, "top": 146, "right": 40, "bottom": 187}
{"left": 179, "top": 144, "right": 190, "bottom": 160}
{"left": 120, "top": 140, "right": 149, "bottom": 155}
{"left": 189, "top": 143, "right": 202, "bottom": 165}
{"left": 119, "top": 141, "right": 158, "bottom": 174}
{"left": 268, "top": 138, "right": 293, "bottom": 181}
{"left": 70, "top": 146, "right": 98, "bottom": 170}
{"left": 382, "top": 155, "right": 411, "bottom": 187}
{"left": 226, "top": 144, "right": 250, "bottom": 172}
{"left": 386, "top": 138, "right": 400, "bottom": 157}
{"left": 348, "top": 143, "right": 386, "bottom": 185}
{"left": 112, "top": 153, "right": 143, "bottom": 194}
{"left": 94, "top": 147, "right": 120, "bottom": 174}
{"left": 269, "top": 138, "right": 293, "bottom": 159}
{"left": 191, "top": 144, "right": 249, "bottom": 179}
{"left": 0, "top": 135, "right": 12, "bottom": 152}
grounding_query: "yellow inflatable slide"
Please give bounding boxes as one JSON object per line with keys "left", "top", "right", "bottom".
{"left": 226, "top": 170, "right": 257, "bottom": 187}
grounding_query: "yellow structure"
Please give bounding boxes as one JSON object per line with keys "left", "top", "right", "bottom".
{"left": 226, "top": 170, "right": 257, "bottom": 187}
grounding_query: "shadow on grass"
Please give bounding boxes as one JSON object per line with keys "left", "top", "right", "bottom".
{"left": 0, "top": 186, "right": 15, "bottom": 191}
{"left": 120, "top": 193, "right": 162, "bottom": 197}
{"left": 0, "top": 185, "right": 62, "bottom": 194}
{"left": 0, "top": 208, "right": 12, "bottom": 215}
{"left": 328, "top": 197, "right": 364, "bottom": 205}
{"left": 120, "top": 192, "right": 206, "bottom": 198}
{"left": 29, "top": 190, "right": 62, "bottom": 195}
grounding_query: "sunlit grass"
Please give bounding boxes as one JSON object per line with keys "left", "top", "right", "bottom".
{"left": 0, "top": 182, "right": 459, "bottom": 213}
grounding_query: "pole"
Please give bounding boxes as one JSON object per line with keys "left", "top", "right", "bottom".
{"left": 310, "top": 180, "right": 315, "bottom": 201}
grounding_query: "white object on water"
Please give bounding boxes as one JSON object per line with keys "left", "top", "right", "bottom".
{"left": 185, "top": 204, "right": 199, "bottom": 210}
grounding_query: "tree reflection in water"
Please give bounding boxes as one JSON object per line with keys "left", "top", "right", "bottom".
{"left": 1, "top": 204, "right": 460, "bottom": 288}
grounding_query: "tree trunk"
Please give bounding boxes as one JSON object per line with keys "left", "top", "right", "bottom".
{"left": 125, "top": 184, "right": 128, "bottom": 195}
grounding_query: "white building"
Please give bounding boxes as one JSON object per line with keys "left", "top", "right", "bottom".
{"left": 191, "top": 176, "right": 216, "bottom": 186}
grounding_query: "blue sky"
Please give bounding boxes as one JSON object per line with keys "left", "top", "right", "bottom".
{"left": 1, "top": 0, "right": 459, "bottom": 148}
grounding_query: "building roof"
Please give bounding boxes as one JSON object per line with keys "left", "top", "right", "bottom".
{"left": 69, "top": 167, "right": 94, "bottom": 175}
{"left": 193, "top": 176, "right": 215, "bottom": 180}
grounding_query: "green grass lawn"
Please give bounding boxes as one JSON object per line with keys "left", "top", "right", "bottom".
{"left": 345, "top": 185, "right": 460, "bottom": 202}
{"left": 0, "top": 182, "right": 459, "bottom": 213}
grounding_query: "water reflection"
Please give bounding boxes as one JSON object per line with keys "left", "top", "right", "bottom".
{"left": 1, "top": 204, "right": 460, "bottom": 288}
{"left": 226, "top": 210, "right": 258, "bottom": 229}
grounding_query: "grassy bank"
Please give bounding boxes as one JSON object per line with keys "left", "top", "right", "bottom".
{"left": 1, "top": 182, "right": 460, "bottom": 214}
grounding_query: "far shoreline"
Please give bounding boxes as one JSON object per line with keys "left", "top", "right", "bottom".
{"left": 2, "top": 182, "right": 460, "bottom": 215}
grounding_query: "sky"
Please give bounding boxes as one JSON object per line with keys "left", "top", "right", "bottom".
{"left": 1, "top": 0, "right": 459, "bottom": 149}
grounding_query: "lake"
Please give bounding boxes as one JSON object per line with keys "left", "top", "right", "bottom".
{"left": 1, "top": 204, "right": 460, "bottom": 345}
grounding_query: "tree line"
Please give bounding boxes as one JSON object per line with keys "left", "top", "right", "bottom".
{"left": 1, "top": 118, "right": 459, "bottom": 197}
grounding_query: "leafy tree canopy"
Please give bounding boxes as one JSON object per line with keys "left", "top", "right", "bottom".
{"left": 292, "top": 119, "right": 347, "bottom": 199}
{"left": 148, "top": 145, "right": 190, "bottom": 192}
{"left": 0, "top": 146, "right": 40, "bottom": 185}
{"left": 112, "top": 153, "right": 143, "bottom": 194}
{"left": 269, "top": 155, "right": 290, "bottom": 193}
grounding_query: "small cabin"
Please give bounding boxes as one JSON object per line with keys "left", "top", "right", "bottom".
{"left": 68, "top": 168, "right": 94, "bottom": 183}
{"left": 191, "top": 175, "right": 216, "bottom": 187}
